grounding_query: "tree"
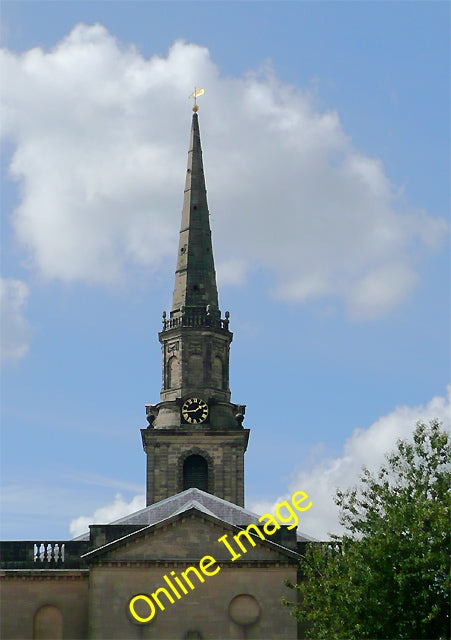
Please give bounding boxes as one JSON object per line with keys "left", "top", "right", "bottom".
{"left": 284, "top": 420, "right": 450, "bottom": 639}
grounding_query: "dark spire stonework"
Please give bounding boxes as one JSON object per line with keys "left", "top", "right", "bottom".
{"left": 171, "top": 113, "right": 219, "bottom": 317}
{"left": 141, "top": 111, "right": 249, "bottom": 508}
{"left": 158, "top": 112, "right": 232, "bottom": 403}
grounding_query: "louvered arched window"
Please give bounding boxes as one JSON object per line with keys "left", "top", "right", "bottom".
{"left": 212, "top": 356, "right": 223, "bottom": 389}
{"left": 183, "top": 454, "right": 208, "bottom": 491}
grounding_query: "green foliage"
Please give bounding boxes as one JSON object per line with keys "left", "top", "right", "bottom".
{"left": 284, "top": 420, "right": 450, "bottom": 639}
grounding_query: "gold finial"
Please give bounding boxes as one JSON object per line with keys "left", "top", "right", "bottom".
{"left": 189, "top": 87, "right": 205, "bottom": 111}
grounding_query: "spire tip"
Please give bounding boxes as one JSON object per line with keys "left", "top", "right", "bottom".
{"left": 189, "top": 87, "right": 204, "bottom": 112}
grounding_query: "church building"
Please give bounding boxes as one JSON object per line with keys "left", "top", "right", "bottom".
{"left": 1, "top": 105, "right": 314, "bottom": 639}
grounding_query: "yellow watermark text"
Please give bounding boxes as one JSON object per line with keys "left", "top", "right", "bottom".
{"left": 128, "top": 490, "right": 312, "bottom": 623}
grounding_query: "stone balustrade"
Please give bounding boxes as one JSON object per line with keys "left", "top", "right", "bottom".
{"left": 34, "top": 542, "right": 65, "bottom": 563}
{"left": 162, "top": 313, "right": 230, "bottom": 331}
{"left": 0, "top": 540, "right": 89, "bottom": 569}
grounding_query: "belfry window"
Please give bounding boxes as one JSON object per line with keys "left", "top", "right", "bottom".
{"left": 167, "top": 356, "right": 176, "bottom": 389}
{"left": 187, "top": 354, "right": 203, "bottom": 386}
{"left": 183, "top": 455, "right": 208, "bottom": 491}
{"left": 212, "top": 356, "right": 223, "bottom": 389}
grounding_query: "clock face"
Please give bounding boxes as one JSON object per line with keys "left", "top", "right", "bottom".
{"left": 182, "top": 397, "right": 209, "bottom": 424}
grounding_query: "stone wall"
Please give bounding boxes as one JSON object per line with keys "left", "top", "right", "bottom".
{"left": 0, "top": 571, "right": 89, "bottom": 639}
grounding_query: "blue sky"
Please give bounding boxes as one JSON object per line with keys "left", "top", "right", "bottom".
{"left": 1, "top": 1, "right": 449, "bottom": 540}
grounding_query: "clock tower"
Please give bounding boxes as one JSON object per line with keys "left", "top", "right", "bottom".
{"left": 141, "top": 107, "right": 250, "bottom": 507}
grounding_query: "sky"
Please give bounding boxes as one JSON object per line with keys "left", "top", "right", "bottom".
{"left": 1, "top": 0, "right": 449, "bottom": 541}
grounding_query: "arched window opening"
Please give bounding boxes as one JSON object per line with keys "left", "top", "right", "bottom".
{"left": 212, "top": 356, "right": 223, "bottom": 389}
{"left": 183, "top": 455, "right": 208, "bottom": 491}
{"left": 33, "top": 605, "right": 63, "bottom": 640}
{"left": 187, "top": 355, "right": 203, "bottom": 386}
{"left": 167, "top": 356, "right": 176, "bottom": 389}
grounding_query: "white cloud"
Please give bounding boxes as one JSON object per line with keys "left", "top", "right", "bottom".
{"left": 216, "top": 258, "right": 247, "bottom": 287}
{"left": 1, "top": 24, "right": 447, "bottom": 315}
{"left": 0, "top": 277, "right": 30, "bottom": 361}
{"left": 69, "top": 492, "right": 145, "bottom": 538}
{"left": 250, "top": 387, "right": 451, "bottom": 540}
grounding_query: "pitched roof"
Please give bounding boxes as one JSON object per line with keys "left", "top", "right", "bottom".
{"left": 73, "top": 488, "right": 317, "bottom": 542}
{"left": 81, "top": 505, "right": 302, "bottom": 562}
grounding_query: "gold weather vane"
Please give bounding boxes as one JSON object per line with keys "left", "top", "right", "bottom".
{"left": 189, "top": 87, "right": 205, "bottom": 112}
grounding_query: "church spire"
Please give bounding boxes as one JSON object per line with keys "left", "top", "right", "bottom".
{"left": 171, "top": 111, "right": 219, "bottom": 318}
{"left": 141, "top": 109, "right": 249, "bottom": 509}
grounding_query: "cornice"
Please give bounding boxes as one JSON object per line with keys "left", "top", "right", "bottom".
{"left": 0, "top": 569, "right": 89, "bottom": 581}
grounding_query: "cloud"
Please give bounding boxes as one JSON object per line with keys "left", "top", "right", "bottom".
{"left": 216, "top": 258, "right": 247, "bottom": 287}
{"left": 1, "top": 24, "right": 447, "bottom": 316}
{"left": 69, "top": 492, "right": 145, "bottom": 538}
{"left": 1, "top": 469, "right": 144, "bottom": 538}
{"left": 250, "top": 387, "right": 451, "bottom": 540}
{"left": 0, "top": 277, "right": 30, "bottom": 362}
